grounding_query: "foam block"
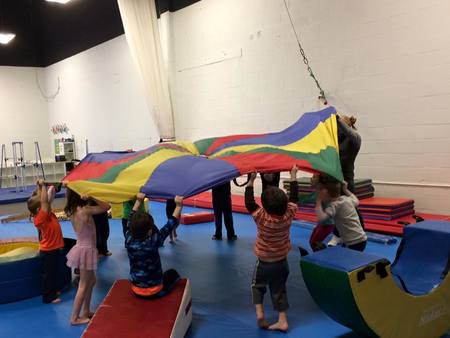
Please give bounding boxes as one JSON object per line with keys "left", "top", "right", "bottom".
{"left": 83, "top": 279, "right": 192, "bottom": 338}
{"left": 0, "top": 237, "right": 74, "bottom": 304}
{"left": 180, "top": 212, "right": 215, "bottom": 225}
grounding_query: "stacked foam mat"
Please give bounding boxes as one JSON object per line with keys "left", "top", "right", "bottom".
{"left": 182, "top": 191, "right": 450, "bottom": 237}
{"left": 298, "top": 197, "right": 415, "bottom": 221}
{"left": 285, "top": 177, "right": 375, "bottom": 200}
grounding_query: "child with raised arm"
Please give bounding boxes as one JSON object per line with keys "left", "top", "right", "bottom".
{"left": 64, "top": 188, "right": 110, "bottom": 325}
{"left": 27, "top": 180, "right": 65, "bottom": 304}
{"left": 315, "top": 181, "right": 367, "bottom": 251}
{"left": 245, "top": 165, "right": 299, "bottom": 332}
{"left": 125, "top": 193, "right": 183, "bottom": 298}
{"left": 302, "top": 174, "right": 335, "bottom": 252}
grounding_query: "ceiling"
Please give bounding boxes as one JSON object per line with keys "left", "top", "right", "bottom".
{"left": 0, "top": 0, "right": 200, "bottom": 67}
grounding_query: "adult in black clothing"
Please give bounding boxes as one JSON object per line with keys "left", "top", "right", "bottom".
{"left": 337, "top": 115, "right": 361, "bottom": 193}
{"left": 260, "top": 172, "right": 281, "bottom": 191}
{"left": 212, "top": 182, "right": 237, "bottom": 240}
{"left": 93, "top": 211, "right": 111, "bottom": 256}
{"left": 329, "top": 114, "right": 365, "bottom": 245}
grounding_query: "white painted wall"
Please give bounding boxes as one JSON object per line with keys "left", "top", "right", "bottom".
{"left": 1, "top": 35, "right": 158, "bottom": 165}
{"left": 166, "top": 0, "right": 450, "bottom": 214}
{"left": 0, "top": 66, "right": 52, "bottom": 162}
{"left": 45, "top": 35, "right": 159, "bottom": 158}
{"left": 2, "top": 1, "right": 450, "bottom": 213}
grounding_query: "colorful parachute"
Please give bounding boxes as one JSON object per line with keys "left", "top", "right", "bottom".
{"left": 64, "top": 106, "right": 342, "bottom": 202}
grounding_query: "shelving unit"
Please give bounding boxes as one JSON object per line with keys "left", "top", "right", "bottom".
{"left": 0, "top": 162, "right": 66, "bottom": 188}
{"left": 54, "top": 139, "right": 76, "bottom": 162}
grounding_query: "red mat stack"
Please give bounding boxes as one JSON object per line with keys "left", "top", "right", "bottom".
{"left": 182, "top": 191, "right": 450, "bottom": 236}
{"left": 298, "top": 197, "right": 415, "bottom": 221}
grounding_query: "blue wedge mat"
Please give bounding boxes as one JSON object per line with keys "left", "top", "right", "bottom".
{"left": 391, "top": 221, "right": 450, "bottom": 295}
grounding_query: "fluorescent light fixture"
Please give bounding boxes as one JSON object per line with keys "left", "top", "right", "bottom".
{"left": 46, "top": 0, "right": 72, "bottom": 4}
{"left": 0, "top": 33, "right": 15, "bottom": 45}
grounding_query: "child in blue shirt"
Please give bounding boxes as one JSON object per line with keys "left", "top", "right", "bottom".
{"left": 125, "top": 193, "right": 183, "bottom": 298}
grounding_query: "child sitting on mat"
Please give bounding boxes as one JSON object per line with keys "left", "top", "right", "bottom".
{"left": 125, "top": 192, "right": 183, "bottom": 298}
{"left": 27, "top": 180, "right": 65, "bottom": 304}
{"left": 315, "top": 181, "right": 367, "bottom": 251}
{"left": 244, "top": 165, "right": 299, "bottom": 332}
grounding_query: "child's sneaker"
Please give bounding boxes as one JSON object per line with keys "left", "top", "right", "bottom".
{"left": 327, "top": 235, "right": 342, "bottom": 246}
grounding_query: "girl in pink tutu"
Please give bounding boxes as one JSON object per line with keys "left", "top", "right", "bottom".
{"left": 64, "top": 188, "right": 110, "bottom": 325}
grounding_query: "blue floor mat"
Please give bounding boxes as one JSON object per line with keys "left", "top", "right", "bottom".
{"left": 0, "top": 201, "right": 418, "bottom": 338}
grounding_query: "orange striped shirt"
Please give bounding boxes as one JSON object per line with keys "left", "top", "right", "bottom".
{"left": 252, "top": 202, "right": 297, "bottom": 262}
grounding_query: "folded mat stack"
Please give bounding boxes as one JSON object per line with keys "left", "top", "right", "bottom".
{"left": 182, "top": 192, "right": 450, "bottom": 236}
{"left": 299, "top": 197, "right": 415, "bottom": 221}
{"left": 283, "top": 178, "right": 375, "bottom": 201}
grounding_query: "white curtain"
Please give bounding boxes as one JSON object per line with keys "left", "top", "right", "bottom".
{"left": 117, "top": 0, "right": 174, "bottom": 139}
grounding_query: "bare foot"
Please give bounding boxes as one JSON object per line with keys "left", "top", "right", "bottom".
{"left": 70, "top": 317, "right": 90, "bottom": 326}
{"left": 51, "top": 298, "right": 61, "bottom": 304}
{"left": 82, "top": 311, "right": 95, "bottom": 319}
{"left": 257, "top": 318, "right": 270, "bottom": 329}
{"left": 268, "top": 321, "right": 288, "bottom": 332}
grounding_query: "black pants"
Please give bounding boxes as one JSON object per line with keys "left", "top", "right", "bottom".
{"left": 346, "top": 241, "right": 367, "bottom": 252}
{"left": 93, "top": 212, "right": 110, "bottom": 254}
{"left": 251, "top": 259, "right": 289, "bottom": 312}
{"left": 133, "top": 269, "right": 181, "bottom": 299}
{"left": 166, "top": 199, "right": 176, "bottom": 219}
{"left": 40, "top": 249, "right": 61, "bottom": 303}
{"left": 122, "top": 218, "right": 128, "bottom": 239}
{"left": 212, "top": 183, "right": 235, "bottom": 238}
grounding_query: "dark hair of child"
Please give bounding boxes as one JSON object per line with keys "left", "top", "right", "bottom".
{"left": 64, "top": 188, "right": 87, "bottom": 217}
{"left": 129, "top": 211, "right": 156, "bottom": 241}
{"left": 325, "top": 181, "right": 341, "bottom": 199}
{"left": 27, "top": 197, "right": 41, "bottom": 216}
{"left": 261, "top": 186, "right": 288, "bottom": 216}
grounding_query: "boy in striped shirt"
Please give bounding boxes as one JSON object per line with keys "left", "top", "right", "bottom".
{"left": 245, "top": 165, "right": 299, "bottom": 332}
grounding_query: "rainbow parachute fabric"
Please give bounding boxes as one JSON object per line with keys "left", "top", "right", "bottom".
{"left": 64, "top": 106, "right": 343, "bottom": 202}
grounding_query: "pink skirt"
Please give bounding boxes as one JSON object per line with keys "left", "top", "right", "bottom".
{"left": 66, "top": 245, "right": 98, "bottom": 270}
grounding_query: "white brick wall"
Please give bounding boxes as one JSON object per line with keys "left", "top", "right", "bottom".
{"left": 45, "top": 36, "right": 159, "bottom": 157}
{"left": 0, "top": 67, "right": 53, "bottom": 161}
{"left": 164, "top": 0, "right": 450, "bottom": 214}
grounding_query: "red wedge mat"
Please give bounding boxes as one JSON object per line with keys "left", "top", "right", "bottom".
{"left": 83, "top": 279, "right": 189, "bottom": 338}
{"left": 180, "top": 212, "right": 215, "bottom": 225}
{"left": 184, "top": 192, "right": 261, "bottom": 214}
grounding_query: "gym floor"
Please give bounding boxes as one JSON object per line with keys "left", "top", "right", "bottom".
{"left": 0, "top": 201, "right": 443, "bottom": 338}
